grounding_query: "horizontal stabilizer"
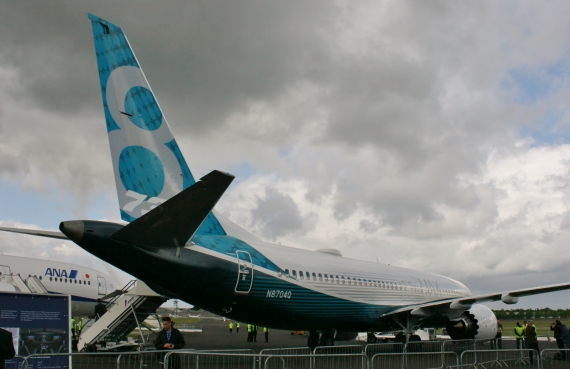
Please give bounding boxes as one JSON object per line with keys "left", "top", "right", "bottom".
{"left": 0, "top": 227, "right": 68, "bottom": 240}
{"left": 110, "top": 170, "right": 234, "bottom": 248}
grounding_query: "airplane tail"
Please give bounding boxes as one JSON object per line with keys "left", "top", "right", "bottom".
{"left": 87, "top": 14, "right": 225, "bottom": 235}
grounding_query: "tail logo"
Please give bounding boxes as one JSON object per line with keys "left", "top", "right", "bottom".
{"left": 105, "top": 66, "right": 189, "bottom": 220}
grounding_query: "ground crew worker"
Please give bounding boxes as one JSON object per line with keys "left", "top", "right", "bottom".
{"left": 514, "top": 322, "right": 525, "bottom": 349}
{"left": 70, "top": 317, "right": 77, "bottom": 339}
{"left": 525, "top": 321, "right": 539, "bottom": 364}
{"left": 247, "top": 324, "right": 253, "bottom": 342}
{"left": 264, "top": 327, "right": 269, "bottom": 342}
{"left": 236, "top": 322, "right": 240, "bottom": 333}
{"left": 229, "top": 322, "right": 233, "bottom": 333}
{"left": 77, "top": 318, "right": 83, "bottom": 337}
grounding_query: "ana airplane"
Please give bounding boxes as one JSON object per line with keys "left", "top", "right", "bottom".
{"left": 0, "top": 254, "right": 118, "bottom": 316}
{"left": 2, "top": 14, "right": 570, "bottom": 348}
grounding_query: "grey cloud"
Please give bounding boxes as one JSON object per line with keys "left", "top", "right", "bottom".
{"left": 251, "top": 187, "right": 317, "bottom": 240}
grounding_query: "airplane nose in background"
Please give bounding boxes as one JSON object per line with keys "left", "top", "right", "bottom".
{"left": 59, "top": 221, "right": 85, "bottom": 243}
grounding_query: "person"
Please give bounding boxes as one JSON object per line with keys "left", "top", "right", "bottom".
{"left": 550, "top": 320, "right": 565, "bottom": 359}
{"left": 495, "top": 320, "right": 503, "bottom": 349}
{"left": 229, "top": 322, "right": 233, "bottom": 333}
{"left": 522, "top": 320, "right": 528, "bottom": 349}
{"left": 561, "top": 321, "right": 570, "bottom": 351}
{"left": 0, "top": 311, "right": 15, "bottom": 369}
{"left": 247, "top": 324, "right": 253, "bottom": 342}
{"left": 514, "top": 322, "right": 525, "bottom": 350}
{"left": 236, "top": 322, "right": 240, "bottom": 333}
{"left": 525, "top": 321, "right": 539, "bottom": 364}
{"left": 77, "top": 318, "right": 83, "bottom": 338}
{"left": 253, "top": 325, "right": 258, "bottom": 342}
{"left": 155, "top": 317, "right": 185, "bottom": 369}
{"left": 264, "top": 327, "right": 269, "bottom": 343}
{"left": 70, "top": 316, "right": 77, "bottom": 340}
{"left": 94, "top": 299, "right": 107, "bottom": 320}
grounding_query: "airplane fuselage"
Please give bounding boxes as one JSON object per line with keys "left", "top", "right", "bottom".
{"left": 63, "top": 219, "right": 471, "bottom": 332}
{"left": 0, "top": 254, "right": 115, "bottom": 316}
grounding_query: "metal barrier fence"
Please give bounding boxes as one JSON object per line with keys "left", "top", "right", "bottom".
{"left": 370, "top": 351, "right": 459, "bottom": 369}
{"left": 8, "top": 342, "right": 570, "bottom": 369}
{"left": 259, "top": 347, "right": 312, "bottom": 369}
{"left": 541, "top": 348, "right": 570, "bottom": 369}
{"left": 460, "top": 348, "right": 540, "bottom": 368}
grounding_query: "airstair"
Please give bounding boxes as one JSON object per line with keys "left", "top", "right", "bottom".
{"left": 0, "top": 273, "right": 49, "bottom": 294}
{"left": 78, "top": 280, "right": 167, "bottom": 351}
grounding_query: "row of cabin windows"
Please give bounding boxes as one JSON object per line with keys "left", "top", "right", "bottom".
{"left": 28, "top": 274, "right": 91, "bottom": 285}
{"left": 278, "top": 269, "right": 468, "bottom": 297}
{"left": 280, "top": 268, "right": 405, "bottom": 289}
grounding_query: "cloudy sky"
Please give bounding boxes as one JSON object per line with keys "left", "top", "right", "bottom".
{"left": 1, "top": 1, "right": 570, "bottom": 309}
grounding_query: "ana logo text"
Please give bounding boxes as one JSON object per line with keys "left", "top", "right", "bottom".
{"left": 45, "top": 268, "right": 78, "bottom": 279}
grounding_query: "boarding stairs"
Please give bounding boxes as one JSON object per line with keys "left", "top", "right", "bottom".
{"left": 78, "top": 280, "right": 167, "bottom": 350}
{"left": 0, "top": 273, "right": 49, "bottom": 294}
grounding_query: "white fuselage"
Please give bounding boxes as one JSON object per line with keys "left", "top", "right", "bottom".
{"left": 0, "top": 254, "right": 116, "bottom": 316}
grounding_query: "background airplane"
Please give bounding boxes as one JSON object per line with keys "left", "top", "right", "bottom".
{"left": 2, "top": 14, "right": 570, "bottom": 349}
{"left": 0, "top": 253, "right": 119, "bottom": 316}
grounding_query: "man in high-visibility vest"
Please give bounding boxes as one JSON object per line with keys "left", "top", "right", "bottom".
{"left": 229, "top": 322, "right": 233, "bottom": 333}
{"left": 514, "top": 322, "right": 525, "bottom": 349}
{"left": 247, "top": 324, "right": 253, "bottom": 342}
{"left": 77, "top": 318, "right": 83, "bottom": 338}
{"left": 70, "top": 317, "right": 77, "bottom": 340}
{"left": 264, "top": 327, "right": 269, "bottom": 342}
{"left": 236, "top": 322, "right": 240, "bottom": 333}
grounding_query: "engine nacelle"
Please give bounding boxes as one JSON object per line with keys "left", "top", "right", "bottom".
{"left": 446, "top": 304, "right": 497, "bottom": 340}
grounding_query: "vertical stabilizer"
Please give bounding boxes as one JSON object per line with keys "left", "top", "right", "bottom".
{"left": 87, "top": 14, "right": 224, "bottom": 235}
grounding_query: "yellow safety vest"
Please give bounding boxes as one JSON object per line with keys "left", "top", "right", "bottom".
{"left": 514, "top": 326, "right": 524, "bottom": 338}
{"left": 264, "top": 327, "right": 269, "bottom": 332}
{"left": 229, "top": 322, "right": 233, "bottom": 328}
{"left": 247, "top": 324, "right": 252, "bottom": 332}
{"left": 237, "top": 323, "right": 240, "bottom": 328}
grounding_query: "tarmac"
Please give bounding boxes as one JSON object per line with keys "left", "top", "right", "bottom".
{"left": 146, "top": 318, "right": 332, "bottom": 352}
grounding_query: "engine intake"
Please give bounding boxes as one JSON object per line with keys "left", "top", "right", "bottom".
{"left": 446, "top": 304, "right": 497, "bottom": 340}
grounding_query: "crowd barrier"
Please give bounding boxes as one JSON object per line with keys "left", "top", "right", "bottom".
{"left": 6, "top": 341, "right": 570, "bottom": 369}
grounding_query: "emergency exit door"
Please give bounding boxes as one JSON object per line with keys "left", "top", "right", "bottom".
{"left": 235, "top": 251, "right": 253, "bottom": 294}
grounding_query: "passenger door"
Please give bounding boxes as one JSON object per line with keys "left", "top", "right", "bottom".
{"left": 235, "top": 251, "right": 253, "bottom": 294}
{"left": 97, "top": 276, "right": 106, "bottom": 295}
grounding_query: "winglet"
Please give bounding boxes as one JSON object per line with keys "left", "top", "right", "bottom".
{"left": 109, "top": 170, "right": 234, "bottom": 248}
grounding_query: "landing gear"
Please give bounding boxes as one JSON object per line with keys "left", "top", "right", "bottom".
{"left": 307, "top": 331, "right": 319, "bottom": 351}
{"left": 307, "top": 330, "right": 335, "bottom": 350}
{"left": 319, "top": 331, "right": 334, "bottom": 347}
{"left": 367, "top": 332, "right": 377, "bottom": 343}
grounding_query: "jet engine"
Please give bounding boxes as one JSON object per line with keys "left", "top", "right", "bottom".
{"left": 446, "top": 304, "right": 497, "bottom": 340}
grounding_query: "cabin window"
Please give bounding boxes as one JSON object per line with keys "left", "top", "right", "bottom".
{"left": 88, "top": 281, "right": 90, "bottom": 285}
{"left": 341, "top": 276, "right": 345, "bottom": 284}
{"left": 74, "top": 280, "right": 77, "bottom": 284}
{"left": 318, "top": 273, "right": 322, "bottom": 282}
{"left": 335, "top": 276, "right": 340, "bottom": 283}
{"left": 299, "top": 271, "right": 304, "bottom": 278}
{"left": 292, "top": 270, "right": 297, "bottom": 277}
{"left": 49, "top": 277, "right": 52, "bottom": 281}
{"left": 277, "top": 269, "right": 282, "bottom": 277}
{"left": 312, "top": 272, "right": 316, "bottom": 281}
{"left": 324, "top": 274, "right": 328, "bottom": 282}
{"left": 285, "top": 269, "right": 290, "bottom": 277}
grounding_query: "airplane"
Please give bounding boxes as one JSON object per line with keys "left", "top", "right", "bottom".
{"left": 2, "top": 13, "right": 570, "bottom": 349}
{"left": 0, "top": 254, "right": 118, "bottom": 316}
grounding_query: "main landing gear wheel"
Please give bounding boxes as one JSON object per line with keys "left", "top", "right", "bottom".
{"left": 367, "top": 332, "right": 377, "bottom": 343}
{"left": 319, "top": 332, "right": 334, "bottom": 347}
{"left": 307, "top": 331, "right": 319, "bottom": 351}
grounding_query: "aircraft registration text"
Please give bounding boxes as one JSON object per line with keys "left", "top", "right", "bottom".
{"left": 266, "top": 290, "right": 292, "bottom": 299}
